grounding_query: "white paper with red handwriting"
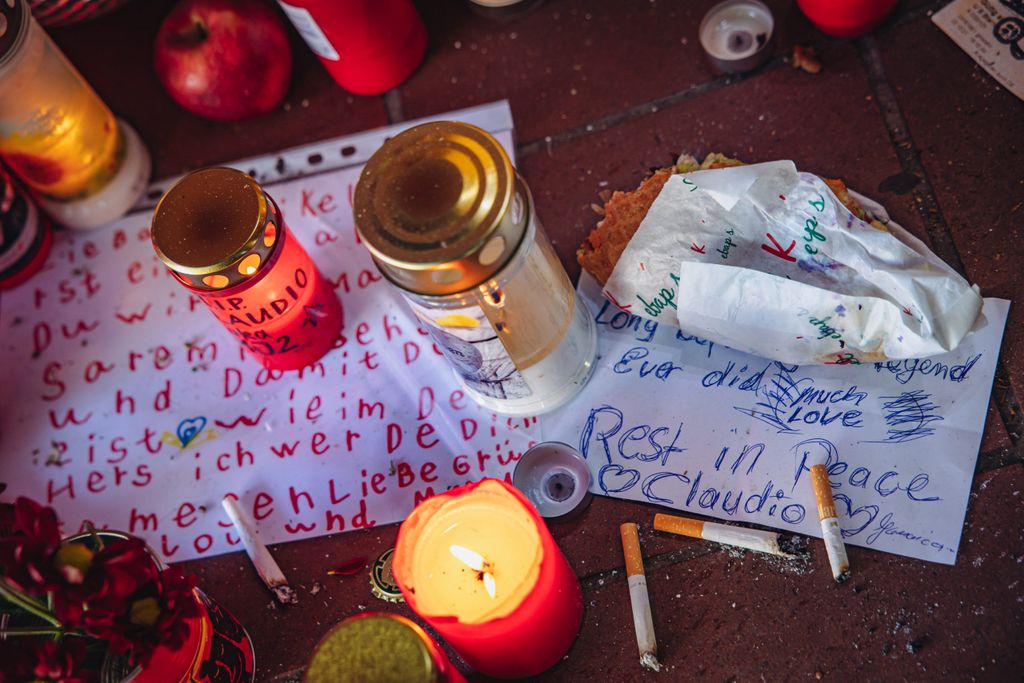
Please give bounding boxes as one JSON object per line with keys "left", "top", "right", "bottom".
{"left": 0, "top": 110, "right": 541, "bottom": 563}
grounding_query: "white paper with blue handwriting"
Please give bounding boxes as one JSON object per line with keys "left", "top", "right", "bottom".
{"left": 603, "top": 161, "right": 983, "bottom": 364}
{"left": 541, "top": 273, "right": 1009, "bottom": 564}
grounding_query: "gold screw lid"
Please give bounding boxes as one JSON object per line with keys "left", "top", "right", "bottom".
{"left": 353, "top": 121, "right": 524, "bottom": 295}
{"left": 151, "top": 167, "right": 281, "bottom": 291}
{"left": 304, "top": 613, "right": 439, "bottom": 683}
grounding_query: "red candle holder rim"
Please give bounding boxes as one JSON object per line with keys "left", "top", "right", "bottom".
{"left": 392, "top": 477, "right": 554, "bottom": 623}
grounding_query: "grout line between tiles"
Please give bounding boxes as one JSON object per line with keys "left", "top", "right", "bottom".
{"left": 991, "top": 363, "right": 1024, "bottom": 446}
{"left": 975, "top": 444, "right": 1024, "bottom": 474}
{"left": 858, "top": 35, "right": 966, "bottom": 274}
{"left": 515, "top": 58, "right": 785, "bottom": 160}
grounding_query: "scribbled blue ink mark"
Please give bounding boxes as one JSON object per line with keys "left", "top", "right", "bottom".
{"left": 731, "top": 364, "right": 811, "bottom": 435}
{"left": 177, "top": 416, "right": 207, "bottom": 448}
{"left": 835, "top": 304, "right": 846, "bottom": 316}
{"left": 797, "top": 256, "right": 842, "bottom": 274}
{"left": 870, "top": 390, "right": 943, "bottom": 443}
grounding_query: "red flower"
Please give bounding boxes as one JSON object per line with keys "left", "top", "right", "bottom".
{"left": 80, "top": 541, "right": 200, "bottom": 666}
{"left": 0, "top": 500, "right": 202, "bottom": 670}
{"left": 47, "top": 537, "right": 151, "bottom": 628}
{"left": 0, "top": 497, "right": 63, "bottom": 596}
{"left": 0, "top": 638, "right": 97, "bottom": 683}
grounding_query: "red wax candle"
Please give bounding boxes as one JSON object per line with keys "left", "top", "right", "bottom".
{"left": 152, "top": 167, "right": 342, "bottom": 371}
{"left": 276, "top": 0, "right": 426, "bottom": 95}
{"left": 392, "top": 478, "right": 583, "bottom": 679}
{"left": 796, "top": 0, "right": 897, "bottom": 38}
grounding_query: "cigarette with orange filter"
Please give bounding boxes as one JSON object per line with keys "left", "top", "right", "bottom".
{"left": 653, "top": 513, "right": 802, "bottom": 559}
{"left": 620, "top": 523, "right": 661, "bottom": 672}
{"left": 809, "top": 464, "right": 850, "bottom": 583}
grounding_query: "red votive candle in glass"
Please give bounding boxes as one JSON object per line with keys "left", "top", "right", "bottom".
{"left": 392, "top": 478, "right": 583, "bottom": 679}
{"left": 152, "top": 167, "right": 342, "bottom": 371}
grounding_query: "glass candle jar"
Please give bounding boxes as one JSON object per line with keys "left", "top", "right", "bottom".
{"left": 304, "top": 613, "right": 467, "bottom": 683}
{"left": 0, "top": 0, "right": 150, "bottom": 230}
{"left": 0, "top": 160, "right": 52, "bottom": 290}
{"left": 151, "top": 167, "right": 343, "bottom": 372}
{"left": 353, "top": 121, "right": 597, "bottom": 415}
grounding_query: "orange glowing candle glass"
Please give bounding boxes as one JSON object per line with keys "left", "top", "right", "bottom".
{"left": 152, "top": 167, "right": 343, "bottom": 371}
{"left": 0, "top": 0, "right": 150, "bottom": 229}
{"left": 392, "top": 478, "right": 583, "bottom": 679}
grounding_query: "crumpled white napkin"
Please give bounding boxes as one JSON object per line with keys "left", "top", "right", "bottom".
{"left": 603, "top": 161, "right": 983, "bottom": 364}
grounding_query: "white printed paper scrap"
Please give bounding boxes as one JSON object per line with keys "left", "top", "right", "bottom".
{"left": 0, "top": 133, "right": 540, "bottom": 563}
{"left": 604, "top": 161, "right": 983, "bottom": 365}
{"left": 934, "top": 0, "right": 1024, "bottom": 102}
{"left": 541, "top": 274, "right": 1010, "bottom": 564}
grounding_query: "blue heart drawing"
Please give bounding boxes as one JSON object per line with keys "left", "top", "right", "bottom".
{"left": 176, "top": 416, "right": 207, "bottom": 448}
{"left": 833, "top": 492, "right": 879, "bottom": 538}
{"left": 598, "top": 463, "right": 641, "bottom": 494}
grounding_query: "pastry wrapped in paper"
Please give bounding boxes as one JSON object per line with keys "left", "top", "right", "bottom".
{"left": 600, "top": 160, "right": 983, "bottom": 364}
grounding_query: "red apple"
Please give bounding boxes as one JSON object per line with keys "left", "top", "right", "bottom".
{"left": 154, "top": 0, "right": 293, "bottom": 121}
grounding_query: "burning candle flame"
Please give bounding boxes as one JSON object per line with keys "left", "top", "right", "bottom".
{"left": 450, "top": 544, "right": 497, "bottom": 599}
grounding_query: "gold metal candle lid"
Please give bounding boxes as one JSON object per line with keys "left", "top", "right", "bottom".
{"left": 151, "top": 167, "right": 280, "bottom": 291}
{"left": 353, "top": 120, "right": 524, "bottom": 295}
{"left": 304, "top": 614, "right": 439, "bottom": 683}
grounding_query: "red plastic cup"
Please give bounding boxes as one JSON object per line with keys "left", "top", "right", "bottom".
{"left": 277, "top": 0, "right": 427, "bottom": 95}
{"left": 796, "top": 0, "right": 897, "bottom": 38}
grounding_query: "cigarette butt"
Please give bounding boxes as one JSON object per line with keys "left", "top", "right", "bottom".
{"left": 621, "top": 523, "right": 646, "bottom": 577}
{"left": 654, "top": 513, "right": 799, "bottom": 559}
{"left": 809, "top": 464, "right": 850, "bottom": 583}
{"left": 652, "top": 513, "right": 704, "bottom": 540}
{"left": 222, "top": 496, "right": 298, "bottom": 604}
{"left": 620, "top": 523, "right": 660, "bottom": 672}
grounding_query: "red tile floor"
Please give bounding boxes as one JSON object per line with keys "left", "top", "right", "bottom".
{"left": 46, "top": 0, "right": 1023, "bottom": 680}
